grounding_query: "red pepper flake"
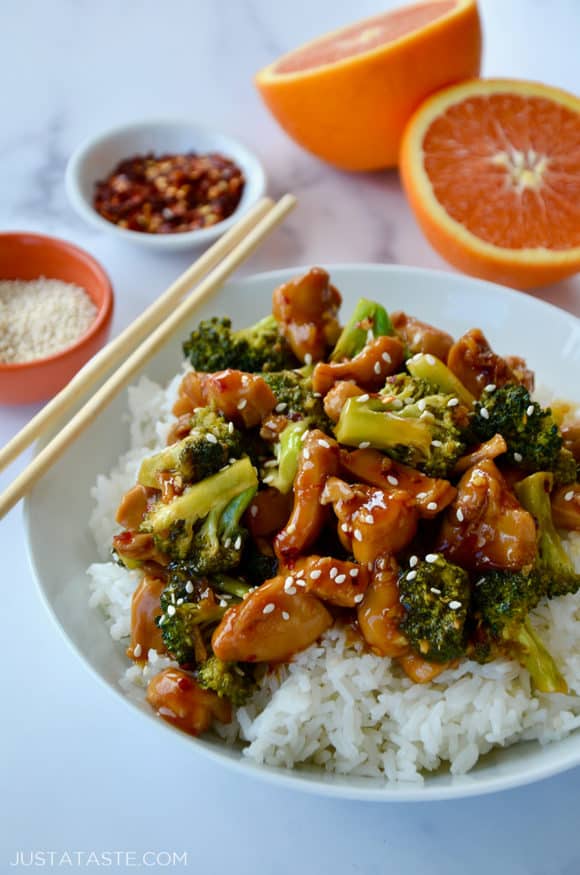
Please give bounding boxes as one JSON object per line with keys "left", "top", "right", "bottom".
{"left": 93, "top": 152, "right": 245, "bottom": 234}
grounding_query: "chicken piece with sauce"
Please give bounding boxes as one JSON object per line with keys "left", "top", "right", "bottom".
{"left": 321, "top": 476, "right": 419, "bottom": 565}
{"left": 272, "top": 266, "right": 342, "bottom": 363}
{"left": 437, "top": 459, "right": 537, "bottom": 570}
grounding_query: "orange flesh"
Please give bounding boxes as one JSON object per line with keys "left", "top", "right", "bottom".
{"left": 275, "top": 0, "right": 456, "bottom": 73}
{"left": 423, "top": 94, "right": 580, "bottom": 250}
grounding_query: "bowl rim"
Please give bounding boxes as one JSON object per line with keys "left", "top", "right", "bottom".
{"left": 23, "top": 262, "right": 580, "bottom": 802}
{"left": 0, "top": 231, "right": 114, "bottom": 372}
{"left": 65, "top": 117, "right": 267, "bottom": 246}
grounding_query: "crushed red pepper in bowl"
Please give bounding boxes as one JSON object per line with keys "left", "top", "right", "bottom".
{"left": 93, "top": 152, "right": 245, "bottom": 234}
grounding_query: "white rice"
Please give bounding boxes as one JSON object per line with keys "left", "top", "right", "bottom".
{"left": 87, "top": 375, "right": 580, "bottom": 782}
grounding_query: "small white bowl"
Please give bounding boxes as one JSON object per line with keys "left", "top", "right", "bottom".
{"left": 65, "top": 119, "right": 267, "bottom": 251}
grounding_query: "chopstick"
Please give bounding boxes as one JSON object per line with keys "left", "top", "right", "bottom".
{"left": 0, "top": 193, "right": 297, "bottom": 519}
{"left": 0, "top": 196, "right": 275, "bottom": 474}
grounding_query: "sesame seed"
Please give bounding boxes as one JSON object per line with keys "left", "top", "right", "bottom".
{"left": 447, "top": 397, "right": 459, "bottom": 408}
{"left": 263, "top": 475, "right": 274, "bottom": 484}
{"left": 354, "top": 594, "right": 364, "bottom": 604}
{"left": 407, "top": 570, "right": 417, "bottom": 581}
{"left": 527, "top": 405, "right": 535, "bottom": 417}
{"left": 448, "top": 600, "right": 462, "bottom": 610}
{"left": 219, "top": 599, "right": 227, "bottom": 607}
{"left": 431, "top": 439, "right": 442, "bottom": 447}
{"left": 241, "top": 375, "right": 250, "bottom": 386}
{"left": 228, "top": 421, "right": 234, "bottom": 434}
{"left": 349, "top": 568, "right": 359, "bottom": 577}
{"left": 296, "top": 570, "right": 305, "bottom": 579}
{"left": 427, "top": 501, "right": 438, "bottom": 511}
{"left": 430, "top": 587, "right": 441, "bottom": 595}
{"left": 564, "top": 490, "right": 575, "bottom": 502}
{"left": 310, "top": 569, "right": 322, "bottom": 580}
{"left": 417, "top": 399, "right": 427, "bottom": 412}
{"left": 275, "top": 402, "right": 288, "bottom": 413}
{"left": 387, "top": 475, "right": 398, "bottom": 486}
{"left": 341, "top": 522, "right": 350, "bottom": 533}
{"left": 335, "top": 574, "right": 346, "bottom": 584}
{"left": 264, "top": 459, "right": 278, "bottom": 468}
{"left": 177, "top": 598, "right": 184, "bottom": 606}
{"left": 365, "top": 514, "right": 374, "bottom": 524}
{"left": 358, "top": 441, "right": 371, "bottom": 449}
{"left": 358, "top": 394, "right": 370, "bottom": 403}
{"left": 304, "top": 353, "right": 313, "bottom": 365}
{"left": 206, "top": 433, "right": 218, "bottom": 444}
{"left": 416, "top": 492, "right": 427, "bottom": 500}
{"left": 374, "top": 361, "right": 382, "bottom": 375}
{"left": 224, "top": 537, "right": 232, "bottom": 548}
{"left": 234, "top": 535, "right": 242, "bottom": 550}
{"left": 318, "top": 439, "right": 331, "bottom": 448}
{"left": 313, "top": 392, "right": 322, "bottom": 398}
{"left": 303, "top": 448, "right": 311, "bottom": 460}
{"left": 366, "top": 329, "right": 374, "bottom": 344}
{"left": 133, "top": 644, "right": 142, "bottom": 658}
{"left": 330, "top": 566, "right": 338, "bottom": 579}
{"left": 285, "top": 576, "right": 294, "bottom": 586}
{"left": 300, "top": 431, "right": 309, "bottom": 442}
{"left": 303, "top": 461, "right": 315, "bottom": 471}
{"left": 484, "top": 384, "right": 496, "bottom": 393}
{"left": 513, "top": 452, "right": 523, "bottom": 463}
{"left": 262, "top": 603, "right": 276, "bottom": 614}
{"left": 456, "top": 507, "right": 464, "bottom": 522}
{"left": 409, "top": 555, "right": 418, "bottom": 568}
{"left": 167, "top": 605, "right": 176, "bottom": 617}
{"left": 425, "top": 553, "right": 439, "bottom": 563}
{"left": 354, "top": 529, "right": 363, "bottom": 542}
{"left": 382, "top": 352, "right": 392, "bottom": 364}
{"left": 284, "top": 582, "right": 297, "bottom": 595}
{"left": 426, "top": 354, "right": 436, "bottom": 365}
{"left": 296, "top": 579, "right": 307, "bottom": 588}
{"left": 185, "top": 581, "right": 194, "bottom": 594}
{"left": 480, "top": 407, "right": 490, "bottom": 420}
{"left": 282, "top": 611, "right": 290, "bottom": 621}
{"left": 287, "top": 523, "right": 296, "bottom": 533}
{"left": 237, "top": 399, "right": 247, "bottom": 410}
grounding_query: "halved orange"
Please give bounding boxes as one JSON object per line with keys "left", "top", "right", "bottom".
{"left": 400, "top": 79, "right": 580, "bottom": 289}
{"left": 255, "top": 0, "right": 482, "bottom": 171}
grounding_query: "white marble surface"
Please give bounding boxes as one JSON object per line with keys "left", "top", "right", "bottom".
{"left": 1, "top": 1, "right": 579, "bottom": 871}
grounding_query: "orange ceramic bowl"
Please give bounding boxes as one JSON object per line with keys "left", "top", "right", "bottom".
{"left": 0, "top": 232, "right": 114, "bottom": 405}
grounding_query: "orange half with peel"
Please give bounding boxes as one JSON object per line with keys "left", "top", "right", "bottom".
{"left": 400, "top": 79, "right": 580, "bottom": 289}
{"left": 255, "top": 0, "right": 482, "bottom": 171}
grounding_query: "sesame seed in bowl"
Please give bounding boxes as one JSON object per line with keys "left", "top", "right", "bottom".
{"left": 0, "top": 232, "right": 113, "bottom": 405}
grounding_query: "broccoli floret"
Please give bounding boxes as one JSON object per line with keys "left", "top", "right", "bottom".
{"left": 157, "top": 567, "right": 251, "bottom": 666}
{"left": 515, "top": 472, "right": 580, "bottom": 599}
{"left": 262, "top": 367, "right": 331, "bottom": 431}
{"left": 265, "top": 420, "right": 309, "bottom": 494}
{"left": 197, "top": 655, "right": 256, "bottom": 705}
{"left": 158, "top": 582, "right": 226, "bottom": 666}
{"left": 142, "top": 457, "right": 258, "bottom": 560}
{"left": 398, "top": 555, "right": 471, "bottom": 663}
{"left": 335, "top": 381, "right": 467, "bottom": 477}
{"left": 182, "top": 315, "right": 296, "bottom": 373}
{"left": 473, "top": 384, "right": 572, "bottom": 481}
{"left": 473, "top": 568, "right": 567, "bottom": 693}
{"left": 552, "top": 447, "right": 578, "bottom": 486}
{"left": 189, "top": 486, "right": 257, "bottom": 574}
{"left": 138, "top": 409, "right": 243, "bottom": 488}
{"left": 330, "top": 298, "right": 394, "bottom": 362}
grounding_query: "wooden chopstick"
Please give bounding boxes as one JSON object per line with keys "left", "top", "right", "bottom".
{"left": 0, "top": 196, "right": 274, "bottom": 474}
{"left": 0, "top": 193, "right": 296, "bottom": 520}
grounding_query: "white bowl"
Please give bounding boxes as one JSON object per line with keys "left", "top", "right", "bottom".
{"left": 65, "top": 119, "right": 267, "bottom": 251}
{"left": 24, "top": 265, "right": 580, "bottom": 801}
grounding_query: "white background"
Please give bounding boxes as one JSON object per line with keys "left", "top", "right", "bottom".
{"left": 1, "top": 1, "right": 579, "bottom": 872}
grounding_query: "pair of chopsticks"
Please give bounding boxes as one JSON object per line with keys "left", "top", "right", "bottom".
{"left": 0, "top": 193, "right": 297, "bottom": 520}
